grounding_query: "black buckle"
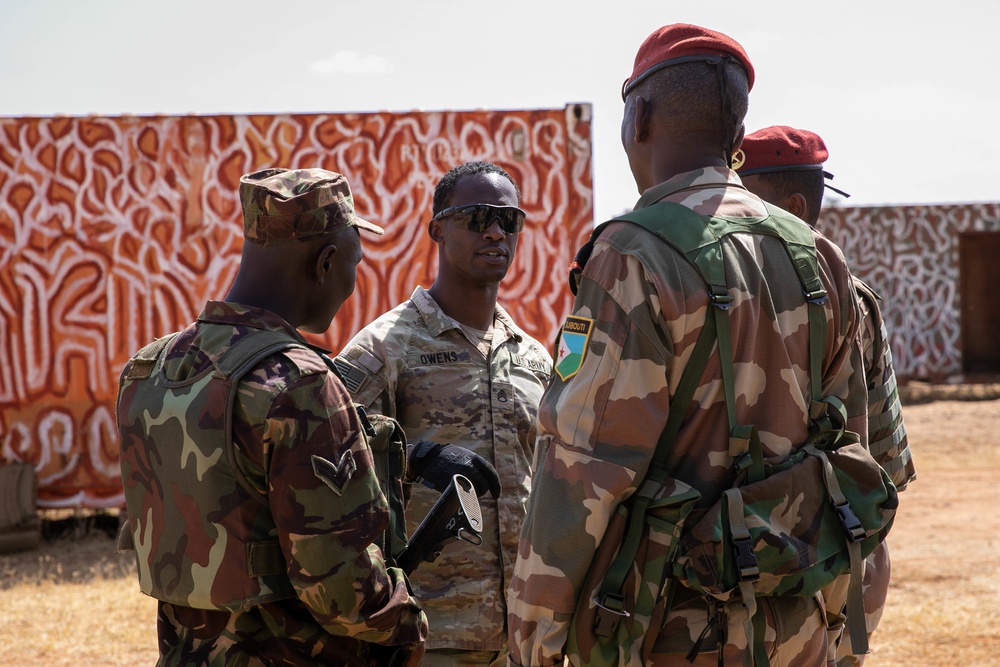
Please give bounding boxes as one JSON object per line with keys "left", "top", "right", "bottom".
{"left": 593, "top": 593, "right": 630, "bottom": 637}
{"left": 732, "top": 537, "right": 759, "bottom": 581}
{"left": 710, "top": 291, "right": 733, "bottom": 311}
{"left": 835, "top": 502, "right": 866, "bottom": 542}
{"left": 804, "top": 288, "right": 828, "bottom": 305}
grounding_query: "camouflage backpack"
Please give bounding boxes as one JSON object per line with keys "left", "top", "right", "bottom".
{"left": 565, "top": 202, "right": 898, "bottom": 667}
{"left": 117, "top": 327, "right": 410, "bottom": 609}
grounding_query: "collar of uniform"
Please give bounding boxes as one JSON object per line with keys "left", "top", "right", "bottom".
{"left": 492, "top": 303, "right": 524, "bottom": 344}
{"left": 634, "top": 165, "right": 742, "bottom": 210}
{"left": 198, "top": 300, "right": 314, "bottom": 347}
{"left": 409, "top": 286, "right": 522, "bottom": 343}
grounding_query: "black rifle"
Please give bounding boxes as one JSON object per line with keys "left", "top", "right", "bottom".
{"left": 396, "top": 474, "right": 484, "bottom": 575}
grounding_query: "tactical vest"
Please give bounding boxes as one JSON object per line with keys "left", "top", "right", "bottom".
{"left": 117, "top": 328, "right": 316, "bottom": 612}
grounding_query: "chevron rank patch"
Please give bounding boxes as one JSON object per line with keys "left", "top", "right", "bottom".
{"left": 311, "top": 451, "right": 356, "bottom": 496}
{"left": 555, "top": 316, "right": 594, "bottom": 381}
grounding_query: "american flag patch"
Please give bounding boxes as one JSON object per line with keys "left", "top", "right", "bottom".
{"left": 333, "top": 357, "right": 368, "bottom": 394}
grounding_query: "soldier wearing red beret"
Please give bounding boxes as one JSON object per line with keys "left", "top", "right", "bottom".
{"left": 738, "top": 127, "right": 917, "bottom": 667}
{"left": 509, "top": 23, "right": 879, "bottom": 667}
{"left": 734, "top": 125, "right": 850, "bottom": 222}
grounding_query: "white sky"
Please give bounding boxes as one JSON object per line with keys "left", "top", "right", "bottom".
{"left": 2, "top": 0, "right": 998, "bottom": 223}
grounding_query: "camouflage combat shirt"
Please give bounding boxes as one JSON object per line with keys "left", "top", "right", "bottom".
{"left": 335, "top": 287, "right": 552, "bottom": 652}
{"left": 507, "top": 167, "right": 869, "bottom": 667}
{"left": 119, "top": 301, "right": 427, "bottom": 666}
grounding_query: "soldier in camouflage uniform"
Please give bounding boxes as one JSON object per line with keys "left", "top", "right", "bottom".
{"left": 335, "top": 161, "right": 552, "bottom": 667}
{"left": 735, "top": 126, "right": 917, "bottom": 666}
{"left": 508, "top": 24, "right": 871, "bottom": 666}
{"left": 117, "top": 168, "right": 433, "bottom": 666}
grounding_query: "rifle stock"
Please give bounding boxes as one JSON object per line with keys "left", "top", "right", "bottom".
{"left": 396, "top": 474, "right": 483, "bottom": 575}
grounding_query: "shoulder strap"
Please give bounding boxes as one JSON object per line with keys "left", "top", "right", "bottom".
{"left": 215, "top": 328, "right": 308, "bottom": 379}
{"left": 590, "top": 205, "right": 723, "bottom": 632}
{"left": 218, "top": 329, "right": 311, "bottom": 506}
{"left": 572, "top": 202, "right": 828, "bottom": 406}
{"left": 608, "top": 201, "right": 829, "bottom": 435}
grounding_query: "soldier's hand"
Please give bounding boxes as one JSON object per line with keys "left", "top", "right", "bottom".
{"left": 407, "top": 441, "right": 501, "bottom": 499}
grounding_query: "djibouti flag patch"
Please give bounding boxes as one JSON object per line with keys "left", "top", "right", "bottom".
{"left": 555, "top": 316, "right": 594, "bottom": 380}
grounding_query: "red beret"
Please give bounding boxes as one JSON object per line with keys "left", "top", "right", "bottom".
{"left": 623, "top": 23, "right": 754, "bottom": 100}
{"left": 735, "top": 125, "right": 850, "bottom": 197}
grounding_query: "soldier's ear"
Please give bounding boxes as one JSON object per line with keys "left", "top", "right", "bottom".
{"left": 787, "top": 192, "right": 809, "bottom": 220}
{"left": 633, "top": 95, "right": 651, "bottom": 143}
{"left": 428, "top": 218, "right": 444, "bottom": 244}
{"left": 315, "top": 243, "right": 338, "bottom": 286}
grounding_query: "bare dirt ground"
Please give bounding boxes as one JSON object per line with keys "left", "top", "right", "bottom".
{"left": 864, "top": 389, "right": 1000, "bottom": 667}
{"left": 1, "top": 391, "right": 998, "bottom": 667}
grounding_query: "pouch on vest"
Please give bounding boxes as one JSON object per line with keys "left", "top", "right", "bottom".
{"left": 674, "top": 422, "right": 897, "bottom": 601}
{"left": 356, "top": 406, "right": 409, "bottom": 561}
{"left": 567, "top": 475, "right": 700, "bottom": 667}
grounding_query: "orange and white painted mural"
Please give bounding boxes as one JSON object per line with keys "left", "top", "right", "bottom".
{"left": 819, "top": 202, "right": 1000, "bottom": 381}
{"left": 0, "top": 106, "right": 594, "bottom": 508}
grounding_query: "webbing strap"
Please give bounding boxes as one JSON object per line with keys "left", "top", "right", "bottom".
{"left": 726, "top": 488, "right": 760, "bottom": 667}
{"left": 593, "top": 313, "right": 719, "bottom": 635}
{"left": 612, "top": 202, "right": 824, "bottom": 300}
{"left": 246, "top": 539, "right": 286, "bottom": 577}
{"left": 215, "top": 329, "right": 306, "bottom": 379}
{"left": 713, "top": 288, "right": 738, "bottom": 435}
{"left": 867, "top": 370, "right": 897, "bottom": 403}
{"left": 878, "top": 449, "right": 913, "bottom": 478}
{"left": 845, "top": 540, "right": 868, "bottom": 654}
{"left": 808, "top": 300, "right": 827, "bottom": 404}
{"left": 803, "top": 444, "right": 869, "bottom": 654}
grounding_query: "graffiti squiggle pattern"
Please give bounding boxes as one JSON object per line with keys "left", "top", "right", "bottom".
{"left": 818, "top": 203, "right": 1000, "bottom": 380}
{"left": 0, "top": 106, "right": 594, "bottom": 508}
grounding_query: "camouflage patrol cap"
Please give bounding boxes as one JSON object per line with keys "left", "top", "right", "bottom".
{"left": 735, "top": 126, "right": 851, "bottom": 197}
{"left": 623, "top": 23, "right": 755, "bottom": 100}
{"left": 239, "top": 168, "right": 384, "bottom": 245}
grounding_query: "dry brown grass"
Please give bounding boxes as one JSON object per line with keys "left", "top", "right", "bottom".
{"left": 1, "top": 396, "right": 998, "bottom": 667}
{"left": 0, "top": 522, "right": 157, "bottom": 666}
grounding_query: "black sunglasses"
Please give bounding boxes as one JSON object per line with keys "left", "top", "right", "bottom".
{"left": 432, "top": 204, "right": 526, "bottom": 234}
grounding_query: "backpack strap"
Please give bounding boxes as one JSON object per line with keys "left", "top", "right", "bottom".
{"left": 212, "top": 329, "right": 312, "bottom": 507}
{"left": 589, "top": 203, "right": 725, "bottom": 636}
{"left": 612, "top": 202, "right": 821, "bottom": 442}
{"left": 214, "top": 328, "right": 309, "bottom": 379}
{"left": 591, "top": 300, "right": 718, "bottom": 635}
